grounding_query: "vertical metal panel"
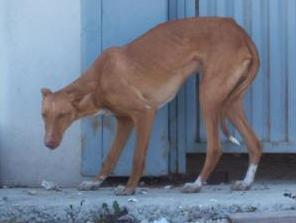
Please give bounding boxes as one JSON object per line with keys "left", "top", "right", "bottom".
{"left": 81, "top": 0, "right": 103, "bottom": 176}
{"left": 185, "top": 0, "right": 296, "bottom": 153}
{"left": 101, "top": 0, "right": 169, "bottom": 176}
{"left": 168, "top": 0, "right": 196, "bottom": 173}
{"left": 250, "top": 0, "right": 269, "bottom": 141}
{"left": 81, "top": 0, "right": 171, "bottom": 176}
{"left": 175, "top": 0, "right": 196, "bottom": 173}
{"left": 168, "top": 0, "right": 178, "bottom": 174}
{"left": 269, "top": 0, "right": 287, "bottom": 141}
{"left": 287, "top": 0, "right": 296, "bottom": 143}
{"left": 168, "top": 0, "right": 196, "bottom": 174}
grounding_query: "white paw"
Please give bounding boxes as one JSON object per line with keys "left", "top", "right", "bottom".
{"left": 231, "top": 180, "right": 252, "bottom": 191}
{"left": 181, "top": 182, "right": 202, "bottom": 193}
{"left": 77, "top": 180, "right": 102, "bottom": 191}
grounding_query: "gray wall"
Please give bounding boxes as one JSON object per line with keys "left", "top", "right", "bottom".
{"left": 0, "top": 0, "right": 85, "bottom": 187}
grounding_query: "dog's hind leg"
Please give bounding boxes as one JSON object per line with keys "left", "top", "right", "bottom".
{"left": 182, "top": 80, "right": 223, "bottom": 193}
{"left": 78, "top": 116, "right": 133, "bottom": 191}
{"left": 181, "top": 56, "right": 253, "bottom": 193}
{"left": 226, "top": 99, "right": 261, "bottom": 190}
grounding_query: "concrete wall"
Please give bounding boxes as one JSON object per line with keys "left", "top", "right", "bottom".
{"left": 0, "top": 0, "right": 85, "bottom": 187}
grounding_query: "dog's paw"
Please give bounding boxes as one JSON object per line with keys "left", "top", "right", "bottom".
{"left": 114, "top": 185, "right": 135, "bottom": 196}
{"left": 231, "top": 180, "right": 252, "bottom": 191}
{"left": 181, "top": 182, "right": 202, "bottom": 193}
{"left": 77, "top": 180, "right": 103, "bottom": 191}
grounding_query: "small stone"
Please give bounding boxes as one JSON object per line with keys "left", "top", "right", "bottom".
{"left": 153, "top": 217, "right": 169, "bottom": 223}
{"left": 27, "top": 190, "right": 37, "bottom": 195}
{"left": 2, "top": 196, "right": 8, "bottom": 201}
{"left": 114, "top": 185, "right": 125, "bottom": 194}
{"left": 164, "top": 185, "right": 172, "bottom": 190}
{"left": 283, "top": 192, "right": 296, "bottom": 200}
{"left": 209, "top": 199, "right": 218, "bottom": 203}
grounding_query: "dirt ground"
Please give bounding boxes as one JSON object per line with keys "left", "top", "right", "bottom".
{"left": 1, "top": 154, "right": 296, "bottom": 222}
{"left": 1, "top": 181, "right": 296, "bottom": 223}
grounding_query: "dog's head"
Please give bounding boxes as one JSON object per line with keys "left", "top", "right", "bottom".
{"left": 41, "top": 88, "right": 77, "bottom": 149}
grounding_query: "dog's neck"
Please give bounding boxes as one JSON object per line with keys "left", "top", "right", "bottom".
{"left": 57, "top": 65, "right": 104, "bottom": 119}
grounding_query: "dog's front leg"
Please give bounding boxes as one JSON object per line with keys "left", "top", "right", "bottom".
{"left": 115, "top": 109, "right": 156, "bottom": 196}
{"left": 78, "top": 116, "right": 134, "bottom": 191}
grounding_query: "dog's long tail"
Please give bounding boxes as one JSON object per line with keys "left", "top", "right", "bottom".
{"left": 220, "top": 23, "right": 260, "bottom": 146}
{"left": 221, "top": 119, "right": 241, "bottom": 146}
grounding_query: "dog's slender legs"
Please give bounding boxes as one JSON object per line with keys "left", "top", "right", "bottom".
{"left": 115, "top": 109, "right": 156, "bottom": 195}
{"left": 181, "top": 58, "right": 253, "bottom": 193}
{"left": 226, "top": 100, "right": 261, "bottom": 190}
{"left": 182, "top": 78, "right": 223, "bottom": 193}
{"left": 97, "top": 116, "right": 134, "bottom": 179}
{"left": 182, "top": 96, "right": 222, "bottom": 193}
{"left": 78, "top": 116, "right": 133, "bottom": 191}
{"left": 199, "top": 107, "right": 221, "bottom": 180}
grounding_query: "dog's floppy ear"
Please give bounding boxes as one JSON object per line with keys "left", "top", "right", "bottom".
{"left": 41, "top": 88, "right": 52, "bottom": 98}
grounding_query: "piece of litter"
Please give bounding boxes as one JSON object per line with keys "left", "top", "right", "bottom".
{"left": 139, "top": 188, "right": 148, "bottom": 194}
{"left": 164, "top": 185, "right": 172, "bottom": 190}
{"left": 26, "top": 190, "right": 37, "bottom": 195}
{"left": 128, "top": 198, "right": 138, "bottom": 203}
{"left": 41, "top": 180, "right": 61, "bottom": 191}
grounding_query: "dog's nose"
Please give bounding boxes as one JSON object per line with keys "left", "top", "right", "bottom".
{"left": 45, "top": 140, "right": 58, "bottom": 149}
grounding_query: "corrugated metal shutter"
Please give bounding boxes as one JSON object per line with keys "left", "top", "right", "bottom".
{"left": 185, "top": 0, "right": 296, "bottom": 153}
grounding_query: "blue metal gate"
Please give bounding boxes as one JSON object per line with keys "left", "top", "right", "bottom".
{"left": 184, "top": 0, "right": 296, "bottom": 155}
{"left": 81, "top": 0, "right": 296, "bottom": 176}
{"left": 81, "top": 0, "right": 195, "bottom": 176}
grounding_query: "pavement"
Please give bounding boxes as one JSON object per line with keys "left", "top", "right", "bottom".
{"left": 1, "top": 181, "right": 296, "bottom": 223}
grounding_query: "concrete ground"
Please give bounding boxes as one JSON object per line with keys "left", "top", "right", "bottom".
{"left": 1, "top": 181, "right": 296, "bottom": 223}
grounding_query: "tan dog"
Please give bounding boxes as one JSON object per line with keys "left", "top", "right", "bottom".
{"left": 41, "top": 17, "right": 261, "bottom": 195}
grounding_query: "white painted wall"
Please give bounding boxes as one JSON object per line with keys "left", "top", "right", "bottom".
{"left": 0, "top": 0, "right": 85, "bottom": 187}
